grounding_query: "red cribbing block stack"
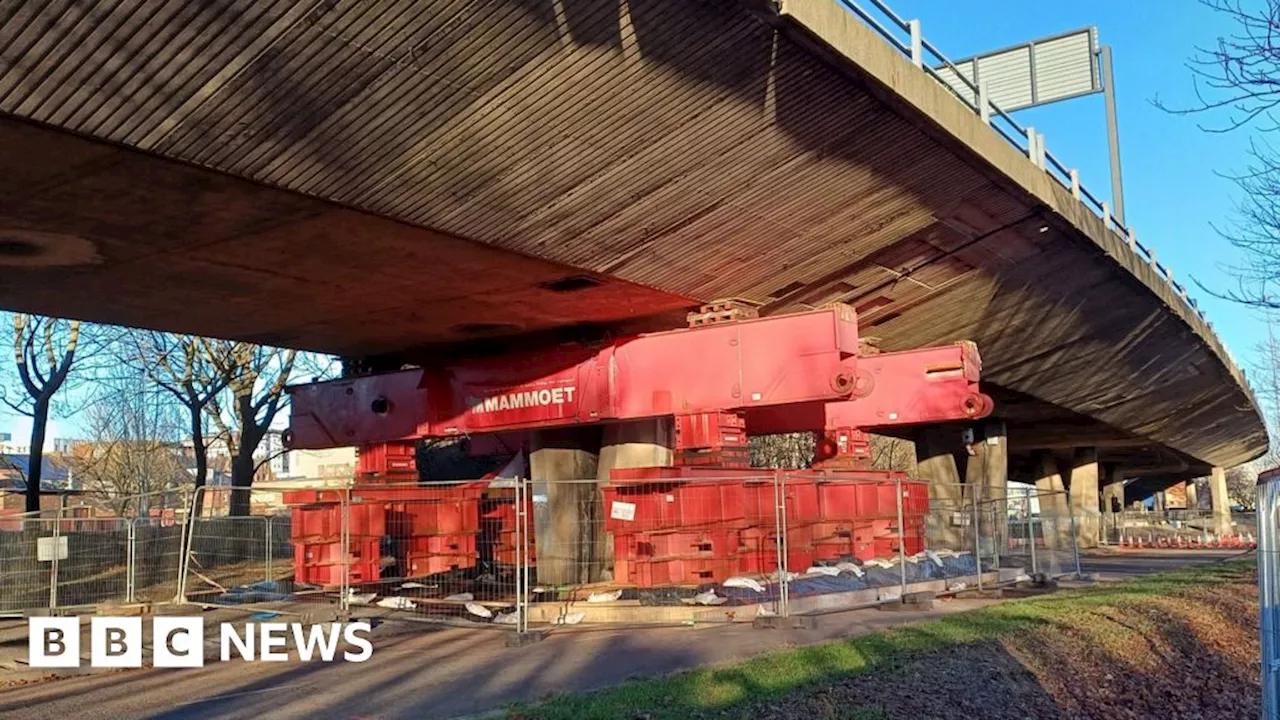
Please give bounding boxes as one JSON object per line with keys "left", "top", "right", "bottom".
{"left": 382, "top": 492, "right": 480, "bottom": 577}
{"left": 794, "top": 479, "right": 930, "bottom": 563}
{"left": 294, "top": 539, "right": 382, "bottom": 585}
{"left": 673, "top": 412, "right": 750, "bottom": 468}
{"left": 480, "top": 491, "right": 536, "bottom": 566}
{"left": 602, "top": 481, "right": 747, "bottom": 533}
{"left": 616, "top": 556, "right": 744, "bottom": 586}
{"left": 356, "top": 441, "right": 418, "bottom": 482}
{"left": 605, "top": 479, "right": 753, "bottom": 585}
{"left": 287, "top": 482, "right": 490, "bottom": 585}
{"left": 291, "top": 502, "right": 385, "bottom": 587}
{"left": 604, "top": 469, "right": 931, "bottom": 586}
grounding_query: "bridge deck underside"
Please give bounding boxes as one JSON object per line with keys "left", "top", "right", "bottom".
{"left": 0, "top": 0, "right": 1264, "bottom": 470}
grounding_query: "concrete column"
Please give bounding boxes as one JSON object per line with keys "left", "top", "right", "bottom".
{"left": 1101, "top": 467, "right": 1125, "bottom": 543}
{"left": 530, "top": 428, "right": 601, "bottom": 585}
{"left": 596, "top": 419, "right": 673, "bottom": 575}
{"left": 1186, "top": 481, "right": 1199, "bottom": 510}
{"left": 964, "top": 421, "right": 1007, "bottom": 556}
{"left": 1066, "top": 447, "right": 1100, "bottom": 549}
{"left": 916, "top": 426, "right": 965, "bottom": 550}
{"left": 1210, "top": 466, "right": 1233, "bottom": 536}
{"left": 1034, "top": 452, "right": 1073, "bottom": 556}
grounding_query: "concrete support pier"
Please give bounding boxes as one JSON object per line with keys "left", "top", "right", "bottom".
{"left": 1210, "top": 466, "right": 1233, "bottom": 536}
{"left": 596, "top": 419, "right": 674, "bottom": 570}
{"left": 1101, "top": 466, "right": 1125, "bottom": 543}
{"left": 530, "top": 428, "right": 601, "bottom": 586}
{"left": 1034, "top": 453, "right": 1073, "bottom": 558}
{"left": 965, "top": 421, "right": 1007, "bottom": 556}
{"left": 915, "top": 426, "right": 964, "bottom": 550}
{"left": 1067, "top": 447, "right": 1100, "bottom": 549}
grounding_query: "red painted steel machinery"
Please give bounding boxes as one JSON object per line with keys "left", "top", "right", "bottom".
{"left": 281, "top": 302, "right": 991, "bottom": 587}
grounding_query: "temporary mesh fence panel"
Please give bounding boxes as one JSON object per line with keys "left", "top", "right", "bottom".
{"left": 1000, "top": 486, "right": 1079, "bottom": 578}
{"left": 180, "top": 487, "right": 300, "bottom": 610}
{"left": 0, "top": 519, "right": 55, "bottom": 612}
{"left": 51, "top": 514, "right": 130, "bottom": 608}
{"left": 333, "top": 481, "right": 519, "bottom": 625}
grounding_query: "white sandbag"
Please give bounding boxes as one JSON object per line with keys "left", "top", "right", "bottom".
{"left": 465, "top": 602, "right": 493, "bottom": 618}
{"left": 723, "top": 576, "right": 766, "bottom": 593}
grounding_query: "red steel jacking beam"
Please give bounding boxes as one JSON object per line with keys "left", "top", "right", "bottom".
{"left": 285, "top": 305, "right": 991, "bottom": 450}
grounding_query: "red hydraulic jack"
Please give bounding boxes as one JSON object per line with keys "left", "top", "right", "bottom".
{"left": 283, "top": 302, "right": 993, "bottom": 588}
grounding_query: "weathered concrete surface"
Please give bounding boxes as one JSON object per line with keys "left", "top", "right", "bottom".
{"left": 1067, "top": 448, "right": 1101, "bottom": 549}
{"left": 915, "top": 426, "right": 964, "bottom": 550}
{"left": 1210, "top": 466, "right": 1233, "bottom": 536}
{"left": 1034, "top": 453, "right": 1073, "bottom": 555}
{"left": 530, "top": 429, "right": 601, "bottom": 585}
{"left": 0, "top": 0, "right": 1264, "bottom": 474}
{"left": 966, "top": 421, "right": 1008, "bottom": 556}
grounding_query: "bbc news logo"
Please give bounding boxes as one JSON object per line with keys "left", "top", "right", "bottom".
{"left": 29, "top": 617, "right": 373, "bottom": 668}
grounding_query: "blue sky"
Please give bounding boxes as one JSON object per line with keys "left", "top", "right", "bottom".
{"left": 892, "top": 0, "right": 1266, "bottom": 370}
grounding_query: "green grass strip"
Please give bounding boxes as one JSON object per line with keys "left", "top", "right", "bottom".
{"left": 509, "top": 558, "right": 1255, "bottom": 720}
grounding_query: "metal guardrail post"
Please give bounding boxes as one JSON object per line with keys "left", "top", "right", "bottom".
{"left": 176, "top": 487, "right": 202, "bottom": 603}
{"left": 49, "top": 502, "right": 63, "bottom": 611}
{"left": 1258, "top": 479, "right": 1279, "bottom": 719}
{"left": 1067, "top": 492, "right": 1083, "bottom": 577}
{"left": 972, "top": 482, "right": 983, "bottom": 592}
{"left": 896, "top": 477, "right": 907, "bottom": 594}
{"left": 775, "top": 473, "right": 790, "bottom": 617}
{"left": 1025, "top": 126, "right": 1037, "bottom": 161}
{"left": 977, "top": 79, "right": 990, "bottom": 125}
{"left": 126, "top": 519, "right": 137, "bottom": 604}
{"left": 265, "top": 515, "right": 273, "bottom": 584}
{"left": 514, "top": 475, "right": 525, "bottom": 634}
{"left": 908, "top": 19, "right": 922, "bottom": 67}
{"left": 1027, "top": 487, "right": 1038, "bottom": 577}
{"left": 339, "top": 487, "right": 351, "bottom": 616}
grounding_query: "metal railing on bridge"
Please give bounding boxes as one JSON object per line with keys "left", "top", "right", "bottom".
{"left": 834, "top": 0, "right": 1245, "bottom": 383}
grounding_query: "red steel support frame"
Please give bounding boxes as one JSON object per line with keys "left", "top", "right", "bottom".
{"left": 285, "top": 304, "right": 992, "bottom": 452}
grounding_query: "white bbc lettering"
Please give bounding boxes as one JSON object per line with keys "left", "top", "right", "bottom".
{"left": 259, "top": 623, "right": 290, "bottom": 661}
{"left": 90, "top": 617, "right": 142, "bottom": 668}
{"left": 292, "top": 623, "right": 341, "bottom": 662}
{"left": 343, "top": 623, "right": 373, "bottom": 662}
{"left": 153, "top": 617, "right": 204, "bottom": 668}
{"left": 30, "top": 618, "right": 372, "bottom": 666}
{"left": 221, "top": 623, "right": 254, "bottom": 661}
{"left": 28, "top": 617, "right": 79, "bottom": 668}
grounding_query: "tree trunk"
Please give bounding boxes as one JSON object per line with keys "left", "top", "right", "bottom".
{"left": 228, "top": 447, "right": 256, "bottom": 517}
{"left": 24, "top": 397, "right": 50, "bottom": 514}
{"left": 188, "top": 398, "right": 209, "bottom": 517}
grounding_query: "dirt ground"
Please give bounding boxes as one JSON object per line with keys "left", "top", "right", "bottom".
{"left": 740, "top": 567, "right": 1260, "bottom": 720}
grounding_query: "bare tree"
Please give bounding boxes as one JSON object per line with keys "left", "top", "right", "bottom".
{"left": 0, "top": 314, "right": 103, "bottom": 513}
{"left": 73, "top": 368, "right": 185, "bottom": 516}
{"left": 204, "top": 341, "right": 297, "bottom": 516}
{"left": 1225, "top": 464, "right": 1258, "bottom": 509}
{"left": 1252, "top": 317, "right": 1280, "bottom": 467}
{"left": 121, "top": 332, "right": 236, "bottom": 515}
{"left": 1160, "top": 0, "right": 1280, "bottom": 307}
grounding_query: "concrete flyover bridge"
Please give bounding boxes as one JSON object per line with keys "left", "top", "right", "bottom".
{"left": 0, "top": 0, "right": 1266, "bottom": 545}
